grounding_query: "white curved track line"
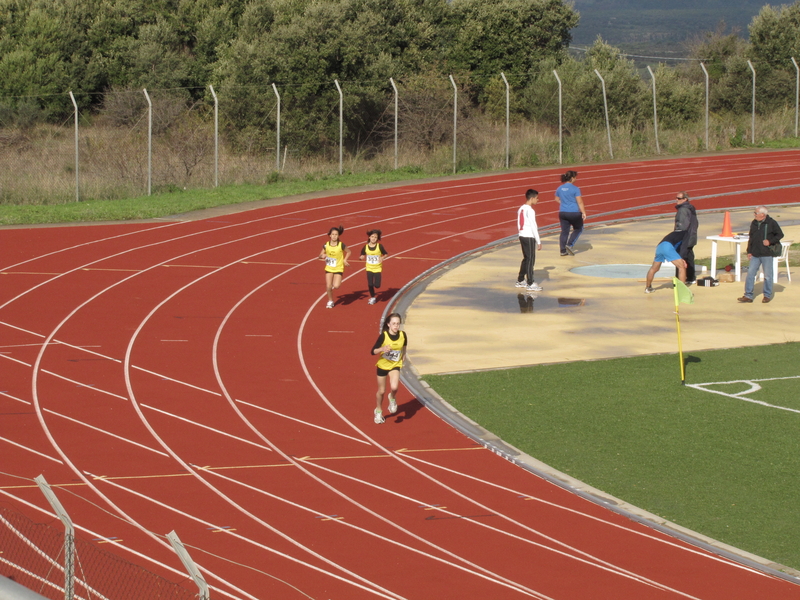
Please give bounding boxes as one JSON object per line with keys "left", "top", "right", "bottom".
{"left": 0, "top": 221, "right": 183, "bottom": 272}
{"left": 12, "top": 152, "right": 800, "bottom": 597}
{"left": 27, "top": 242, "right": 346, "bottom": 600}
{"left": 0, "top": 489, "right": 253, "bottom": 600}
{"left": 298, "top": 457, "right": 682, "bottom": 583}
{"left": 194, "top": 466, "right": 553, "bottom": 598}
{"left": 397, "top": 452, "right": 767, "bottom": 577}
{"left": 81, "top": 474, "right": 406, "bottom": 600}
{"left": 208, "top": 272, "right": 551, "bottom": 597}
{"left": 294, "top": 221, "right": 708, "bottom": 599}
{"left": 116, "top": 259, "right": 409, "bottom": 599}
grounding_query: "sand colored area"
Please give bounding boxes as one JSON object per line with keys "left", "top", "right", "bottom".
{"left": 407, "top": 206, "right": 800, "bottom": 375}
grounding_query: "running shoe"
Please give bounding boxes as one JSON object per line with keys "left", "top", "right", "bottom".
{"left": 526, "top": 283, "right": 542, "bottom": 292}
{"left": 645, "top": 287, "right": 654, "bottom": 294}
{"left": 560, "top": 252, "right": 568, "bottom": 257}
{"left": 565, "top": 245, "right": 575, "bottom": 256}
{"left": 514, "top": 280, "right": 526, "bottom": 288}
{"left": 368, "top": 297, "right": 377, "bottom": 305}
{"left": 326, "top": 301, "right": 335, "bottom": 308}
{"left": 388, "top": 396, "right": 397, "bottom": 414}
{"left": 374, "top": 408, "right": 385, "bottom": 424}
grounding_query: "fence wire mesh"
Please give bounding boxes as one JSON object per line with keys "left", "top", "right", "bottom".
{"left": 0, "top": 506, "right": 197, "bottom": 600}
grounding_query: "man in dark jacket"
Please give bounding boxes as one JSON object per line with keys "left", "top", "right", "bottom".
{"left": 674, "top": 192, "right": 698, "bottom": 283}
{"left": 738, "top": 205, "right": 784, "bottom": 304}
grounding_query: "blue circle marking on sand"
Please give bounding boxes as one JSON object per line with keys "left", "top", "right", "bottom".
{"left": 571, "top": 264, "right": 669, "bottom": 279}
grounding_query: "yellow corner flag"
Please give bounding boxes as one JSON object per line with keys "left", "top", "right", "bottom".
{"left": 672, "top": 277, "right": 693, "bottom": 384}
{"left": 673, "top": 277, "right": 694, "bottom": 307}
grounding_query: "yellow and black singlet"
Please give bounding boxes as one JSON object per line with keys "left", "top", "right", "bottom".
{"left": 373, "top": 330, "right": 407, "bottom": 371}
{"left": 324, "top": 241, "right": 346, "bottom": 273}
{"left": 362, "top": 243, "right": 386, "bottom": 273}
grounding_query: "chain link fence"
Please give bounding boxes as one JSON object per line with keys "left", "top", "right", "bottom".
{"left": 0, "top": 505, "right": 197, "bottom": 600}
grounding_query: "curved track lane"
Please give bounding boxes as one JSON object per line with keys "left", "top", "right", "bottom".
{"left": 2, "top": 151, "right": 800, "bottom": 599}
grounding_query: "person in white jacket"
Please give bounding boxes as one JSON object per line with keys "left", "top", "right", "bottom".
{"left": 515, "top": 189, "right": 543, "bottom": 292}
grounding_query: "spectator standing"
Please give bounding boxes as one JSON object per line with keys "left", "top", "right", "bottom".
{"left": 674, "top": 192, "right": 699, "bottom": 284}
{"left": 738, "top": 206, "right": 784, "bottom": 304}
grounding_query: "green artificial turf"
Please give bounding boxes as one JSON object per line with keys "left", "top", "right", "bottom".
{"left": 423, "top": 343, "right": 800, "bottom": 571}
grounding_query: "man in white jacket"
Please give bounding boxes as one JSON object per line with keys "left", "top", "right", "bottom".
{"left": 515, "top": 189, "right": 543, "bottom": 292}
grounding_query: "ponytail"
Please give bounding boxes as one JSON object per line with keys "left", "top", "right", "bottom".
{"left": 561, "top": 170, "right": 578, "bottom": 183}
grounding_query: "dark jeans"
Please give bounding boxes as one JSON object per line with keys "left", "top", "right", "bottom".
{"left": 518, "top": 237, "right": 536, "bottom": 285}
{"left": 559, "top": 212, "right": 584, "bottom": 251}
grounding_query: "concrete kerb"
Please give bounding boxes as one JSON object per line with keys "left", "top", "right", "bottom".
{"left": 386, "top": 212, "right": 800, "bottom": 585}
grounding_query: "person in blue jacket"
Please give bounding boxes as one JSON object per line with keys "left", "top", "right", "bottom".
{"left": 555, "top": 170, "right": 587, "bottom": 256}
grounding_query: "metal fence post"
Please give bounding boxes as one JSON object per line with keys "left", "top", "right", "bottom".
{"left": 747, "top": 60, "right": 756, "bottom": 144}
{"left": 553, "top": 70, "right": 562, "bottom": 164}
{"left": 272, "top": 83, "right": 281, "bottom": 172}
{"left": 792, "top": 57, "right": 799, "bottom": 138}
{"left": 389, "top": 77, "right": 398, "bottom": 170}
{"left": 143, "top": 89, "right": 152, "bottom": 195}
{"left": 166, "top": 531, "right": 209, "bottom": 600}
{"left": 34, "top": 475, "right": 74, "bottom": 600}
{"left": 500, "top": 72, "right": 510, "bottom": 169}
{"left": 647, "top": 66, "right": 660, "bottom": 154}
{"left": 700, "top": 62, "right": 709, "bottom": 151}
{"left": 334, "top": 79, "right": 343, "bottom": 175}
{"left": 594, "top": 69, "right": 613, "bottom": 159}
{"left": 68, "top": 92, "right": 79, "bottom": 202}
{"left": 449, "top": 74, "right": 457, "bottom": 174}
{"left": 208, "top": 85, "right": 219, "bottom": 187}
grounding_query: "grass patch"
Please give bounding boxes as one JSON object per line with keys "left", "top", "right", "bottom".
{"left": 0, "top": 166, "right": 439, "bottom": 226}
{"left": 423, "top": 342, "right": 800, "bottom": 570}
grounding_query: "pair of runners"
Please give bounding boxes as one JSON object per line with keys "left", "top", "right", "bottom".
{"left": 318, "top": 226, "right": 388, "bottom": 308}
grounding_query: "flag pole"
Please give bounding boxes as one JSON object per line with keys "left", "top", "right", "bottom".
{"left": 672, "top": 277, "right": 692, "bottom": 385}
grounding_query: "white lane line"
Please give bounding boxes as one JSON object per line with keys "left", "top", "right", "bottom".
{"left": 235, "top": 399, "right": 369, "bottom": 446}
{"left": 0, "top": 489, "right": 254, "bottom": 600}
{"left": 0, "top": 436, "right": 62, "bottom": 463}
{"left": 200, "top": 465, "right": 548, "bottom": 597}
{"left": 0, "top": 390, "right": 31, "bottom": 405}
{"left": 294, "top": 225, "right": 706, "bottom": 599}
{"left": 396, "top": 452, "right": 768, "bottom": 577}
{"left": 113, "top": 251, "right": 407, "bottom": 600}
{"left": 87, "top": 474, "right": 407, "bottom": 600}
{"left": 140, "top": 404, "right": 273, "bottom": 453}
{"left": 209, "top": 264, "right": 549, "bottom": 598}
{"left": 43, "top": 408, "right": 168, "bottom": 458}
{"left": 41, "top": 369, "right": 129, "bottom": 401}
{"left": 300, "top": 457, "right": 684, "bottom": 585}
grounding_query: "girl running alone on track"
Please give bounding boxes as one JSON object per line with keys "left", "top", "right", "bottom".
{"left": 319, "top": 225, "right": 351, "bottom": 308}
{"left": 371, "top": 312, "right": 407, "bottom": 423}
{"left": 360, "top": 229, "right": 388, "bottom": 305}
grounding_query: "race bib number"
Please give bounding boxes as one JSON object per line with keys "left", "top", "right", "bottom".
{"left": 366, "top": 255, "right": 381, "bottom": 264}
{"left": 325, "top": 257, "right": 338, "bottom": 267}
{"left": 383, "top": 350, "right": 401, "bottom": 362}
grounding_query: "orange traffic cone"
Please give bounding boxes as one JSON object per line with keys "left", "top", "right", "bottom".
{"left": 721, "top": 211, "right": 733, "bottom": 237}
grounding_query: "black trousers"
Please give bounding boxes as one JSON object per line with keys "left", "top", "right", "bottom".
{"left": 518, "top": 237, "right": 536, "bottom": 285}
{"left": 367, "top": 271, "right": 382, "bottom": 296}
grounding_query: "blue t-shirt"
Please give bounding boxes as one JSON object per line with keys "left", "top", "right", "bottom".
{"left": 556, "top": 182, "right": 581, "bottom": 212}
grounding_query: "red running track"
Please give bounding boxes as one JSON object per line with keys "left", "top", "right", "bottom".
{"left": 2, "top": 151, "right": 800, "bottom": 600}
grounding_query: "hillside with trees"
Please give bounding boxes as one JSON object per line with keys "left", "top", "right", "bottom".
{"left": 1, "top": 0, "right": 800, "bottom": 204}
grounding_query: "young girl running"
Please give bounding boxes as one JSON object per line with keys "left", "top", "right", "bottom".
{"left": 359, "top": 229, "right": 388, "bottom": 305}
{"left": 319, "top": 225, "right": 351, "bottom": 308}
{"left": 371, "top": 312, "right": 407, "bottom": 423}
